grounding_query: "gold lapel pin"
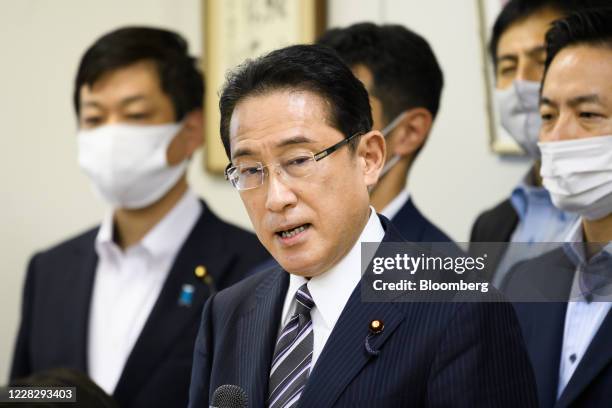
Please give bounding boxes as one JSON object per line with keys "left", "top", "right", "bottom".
{"left": 195, "top": 265, "right": 207, "bottom": 278}
{"left": 194, "top": 265, "right": 217, "bottom": 294}
{"left": 369, "top": 319, "right": 384, "bottom": 334}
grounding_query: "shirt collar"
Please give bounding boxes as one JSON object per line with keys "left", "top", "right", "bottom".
{"left": 380, "top": 188, "right": 410, "bottom": 220}
{"left": 95, "top": 189, "right": 202, "bottom": 263}
{"left": 284, "top": 207, "right": 385, "bottom": 329}
{"left": 563, "top": 217, "right": 612, "bottom": 267}
{"left": 511, "top": 171, "right": 556, "bottom": 221}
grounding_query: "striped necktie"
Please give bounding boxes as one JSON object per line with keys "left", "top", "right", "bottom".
{"left": 268, "top": 283, "right": 315, "bottom": 408}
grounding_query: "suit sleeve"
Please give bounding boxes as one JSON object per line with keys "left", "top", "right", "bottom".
{"left": 188, "top": 294, "right": 216, "bottom": 408}
{"left": 426, "top": 301, "right": 538, "bottom": 407}
{"left": 10, "top": 254, "right": 39, "bottom": 381}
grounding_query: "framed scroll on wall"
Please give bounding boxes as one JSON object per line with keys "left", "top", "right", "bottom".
{"left": 477, "top": 0, "right": 524, "bottom": 155}
{"left": 202, "top": 0, "right": 327, "bottom": 174}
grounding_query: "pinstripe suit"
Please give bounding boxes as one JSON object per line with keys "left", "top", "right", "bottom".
{"left": 189, "top": 216, "right": 538, "bottom": 407}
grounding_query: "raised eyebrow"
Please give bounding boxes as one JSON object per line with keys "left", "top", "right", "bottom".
{"left": 568, "top": 94, "right": 602, "bottom": 107}
{"left": 540, "top": 96, "right": 556, "bottom": 108}
{"left": 526, "top": 45, "right": 546, "bottom": 57}
{"left": 232, "top": 135, "right": 315, "bottom": 160}
{"left": 231, "top": 147, "right": 255, "bottom": 160}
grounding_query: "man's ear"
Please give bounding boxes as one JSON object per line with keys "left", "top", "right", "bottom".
{"left": 357, "top": 130, "right": 386, "bottom": 188}
{"left": 181, "top": 109, "right": 204, "bottom": 156}
{"left": 390, "top": 107, "right": 433, "bottom": 156}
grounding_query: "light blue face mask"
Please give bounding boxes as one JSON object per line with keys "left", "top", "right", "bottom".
{"left": 378, "top": 112, "right": 406, "bottom": 177}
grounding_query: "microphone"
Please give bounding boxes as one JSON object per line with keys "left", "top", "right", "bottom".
{"left": 210, "top": 384, "right": 248, "bottom": 408}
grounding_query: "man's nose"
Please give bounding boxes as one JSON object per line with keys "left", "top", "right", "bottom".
{"left": 542, "top": 113, "right": 576, "bottom": 142}
{"left": 264, "top": 166, "right": 298, "bottom": 213}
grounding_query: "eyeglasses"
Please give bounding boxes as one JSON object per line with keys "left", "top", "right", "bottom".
{"left": 225, "top": 132, "right": 362, "bottom": 191}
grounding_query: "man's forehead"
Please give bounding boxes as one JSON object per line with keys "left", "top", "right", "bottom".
{"left": 498, "top": 8, "right": 562, "bottom": 55}
{"left": 229, "top": 90, "right": 331, "bottom": 140}
{"left": 497, "top": 29, "right": 546, "bottom": 58}
{"left": 80, "top": 61, "right": 161, "bottom": 101}
{"left": 543, "top": 46, "right": 612, "bottom": 102}
{"left": 80, "top": 84, "right": 154, "bottom": 105}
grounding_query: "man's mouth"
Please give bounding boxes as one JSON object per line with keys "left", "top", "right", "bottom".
{"left": 276, "top": 223, "right": 311, "bottom": 239}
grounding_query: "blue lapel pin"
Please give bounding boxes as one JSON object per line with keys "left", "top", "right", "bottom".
{"left": 178, "top": 284, "right": 195, "bottom": 307}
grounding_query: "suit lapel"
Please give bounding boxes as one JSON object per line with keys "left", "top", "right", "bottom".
{"left": 236, "top": 268, "right": 288, "bottom": 406}
{"left": 556, "top": 309, "right": 612, "bottom": 407}
{"left": 113, "top": 204, "right": 235, "bottom": 405}
{"left": 522, "top": 302, "right": 568, "bottom": 408}
{"left": 68, "top": 233, "right": 99, "bottom": 372}
{"left": 298, "top": 288, "right": 405, "bottom": 407}
{"left": 298, "top": 215, "right": 406, "bottom": 407}
{"left": 517, "top": 249, "right": 574, "bottom": 407}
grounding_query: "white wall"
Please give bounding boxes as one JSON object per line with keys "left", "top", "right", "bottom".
{"left": 0, "top": 0, "right": 529, "bottom": 382}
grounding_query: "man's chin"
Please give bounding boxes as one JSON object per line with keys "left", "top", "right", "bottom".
{"left": 275, "top": 257, "right": 324, "bottom": 278}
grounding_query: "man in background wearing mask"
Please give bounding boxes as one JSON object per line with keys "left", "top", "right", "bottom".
{"left": 10, "top": 27, "right": 269, "bottom": 408}
{"left": 318, "top": 23, "right": 452, "bottom": 242}
{"left": 506, "top": 8, "right": 612, "bottom": 406}
{"left": 470, "top": 0, "right": 594, "bottom": 283}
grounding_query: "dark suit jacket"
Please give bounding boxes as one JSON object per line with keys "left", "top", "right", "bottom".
{"left": 10, "top": 201, "right": 270, "bottom": 408}
{"left": 469, "top": 198, "right": 519, "bottom": 278}
{"left": 189, "top": 215, "right": 538, "bottom": 407}
{"left": 391, "top": 197, "right": 453, "bottom": 242}
{"left": 505, "top": 249, "right": 612, "bottom": 408}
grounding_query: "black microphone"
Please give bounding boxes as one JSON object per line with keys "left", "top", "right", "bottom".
{"left": 210, "top": 384, "right": 248, "bottom": 408}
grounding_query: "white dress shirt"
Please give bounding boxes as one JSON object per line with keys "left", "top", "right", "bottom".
{"left": 278, "top": 207, "right": 385, "bottom": 368}
{"left": 88, "top": 189, "right": 202, "bottom": 394}
{"left": 557, "top": 219, "right": 612, "bottom": 398}
{"left": 380, "top": 188, "right": 410, "bottom": 220}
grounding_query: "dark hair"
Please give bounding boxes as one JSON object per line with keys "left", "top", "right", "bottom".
{"left": 544, "top": 7, "right": 612, "bottom": 80}
{"left": 317, "top": 22, "right": 443, "bottom": 121}
{"left": 74, "top": 26, "right": 204, "bottom": 120}
{"left": 489, "top": 0, "right": 600, "bottom": 69}
{"left": 219, "top": 44, "right": 372, "bottom": 159}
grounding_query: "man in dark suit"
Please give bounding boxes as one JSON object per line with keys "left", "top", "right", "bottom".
{"left": 10, "top": 27, "right": 269, "bottom": 408}
{"left": 470, "top": 0, "right": 588, "bottom": 280}
{"left": 317, "top": 23, "right": 451, "bottom": 243}
{"left": 503, "top": 8, "right": 612, "bottom": 407}
{"left": 189, "top": 44, "right": 537, "bottom": 407}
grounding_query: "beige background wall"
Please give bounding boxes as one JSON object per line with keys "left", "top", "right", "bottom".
{"left": 0, "top": 0, "right": 529, "bottom": 381}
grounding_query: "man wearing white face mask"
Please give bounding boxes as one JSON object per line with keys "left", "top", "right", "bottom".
{"left": 318, "top": 23, "right": 452, "bottom": 242}
{"left": 470, "top": 0, "right": 595, "bottom": 283}
{"left": 505, "top": 8, "right": 612, "bottom": 406}
{"left": 10, "top": 27, "right": 269, "bottom": 408}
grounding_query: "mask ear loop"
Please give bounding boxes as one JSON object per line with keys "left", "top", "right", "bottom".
{"left": 165, "top": 120, "right": 190, "bottom": 166}
{"left": 379, "top": 154, "right": 401, "bottom": 176}
{"left": 381, "top": 112, "right": 407, "bottom": 137}
{"left": 369, "top": 112, "right": 408, "bottom": 193}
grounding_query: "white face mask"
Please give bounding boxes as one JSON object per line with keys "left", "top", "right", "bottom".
{"left": 378, "top": 112, "right": 406, "bottom": 178}
{"left": 495, "top": 80, "right": 542, "bottom": 158}
{"left": 77, "top": 122, "right": 188, "bottom": 209}
{"left": 539, "top": 135, "right": 612, "bottom": 220}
